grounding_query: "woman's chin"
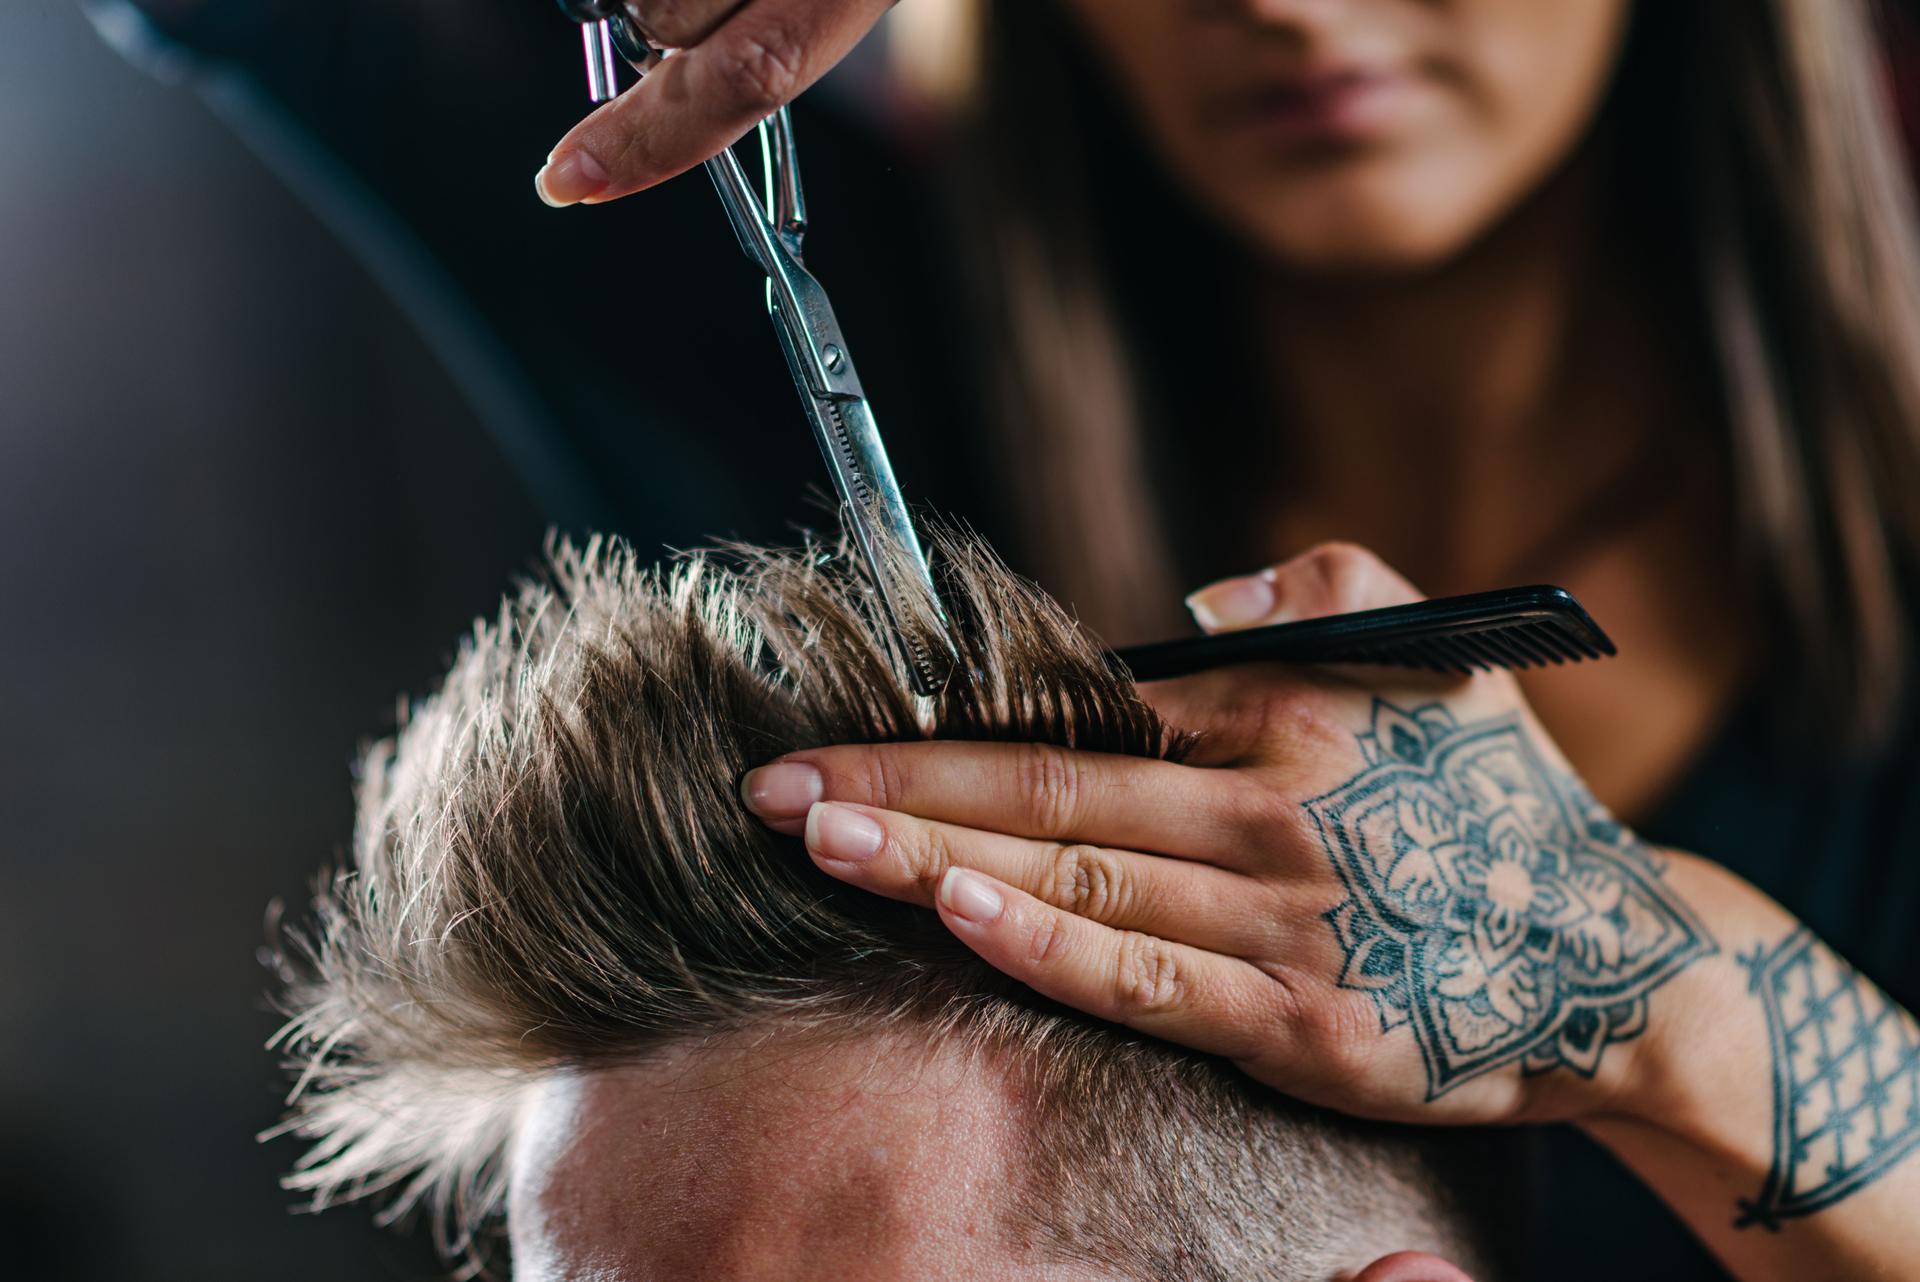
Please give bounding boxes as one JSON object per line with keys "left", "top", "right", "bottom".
{"left": 1199, "top": 161, "right": 1526, "bottom": 280}
{"left": 1241, "top": 215, "right": 1490, "bottom": 281}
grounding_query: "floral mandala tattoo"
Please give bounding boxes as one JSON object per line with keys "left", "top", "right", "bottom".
{"left": 1305, "top": 700, "right": 1716, "bottom": 1099}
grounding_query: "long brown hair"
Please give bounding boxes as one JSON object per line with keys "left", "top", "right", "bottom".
{"left": 957, "top": 0, "right": 1920, "bottom": 741}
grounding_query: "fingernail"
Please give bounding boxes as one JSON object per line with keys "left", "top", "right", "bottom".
{"left": 740, "top": 762, "right": 823, "bottom": 820}
{"left": 806, "top": 803, "right": 884, "bottom": 863}
{"left": 535, "top": 148, "right": 610, "bottom": 207}
{"left": 939, "top": 868, "right": 1004, "bottom": 924}
{"left": 1185, "top": 573, "right": 1276, "bottom": 632}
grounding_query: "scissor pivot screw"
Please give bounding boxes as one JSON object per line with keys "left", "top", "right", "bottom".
{"left": 823, "top": 344, "right": 845, "bottom": 373}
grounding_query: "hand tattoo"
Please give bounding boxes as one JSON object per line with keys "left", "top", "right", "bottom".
{"left": 1736, "top": 927, "right": 1920, "bottom": 1229}
{"left": 1305, "top": 700, "right": 1715, "bottom": 1099}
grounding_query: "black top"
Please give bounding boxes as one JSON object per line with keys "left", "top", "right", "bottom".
{"left": 115, "top": 3, "right": 1920, "bottom": 1276}
{"left": 1539, "top": 688, "right": 1920, "bottom": 1277}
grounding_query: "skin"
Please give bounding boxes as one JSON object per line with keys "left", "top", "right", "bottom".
{"left": 1057, "top": 0, "right": 1633, "bottom": 271}
{"left": 535, "top": 0, "right": 897, "bottom": 206}
{"left": 738, "top": 544, "right": 1920, "bottom": 1282}
{"left": 543, "top": 2, "right": 1919, "bottom": 1277}
{"left": 1050, "top": 0, "right": 1742, "bottom": 819}
{"left": 507, "top": 1029, "right": 1473, "bottom": 1281}
{"left": 541, "top": 0, "right": 1748, "bottom": 818}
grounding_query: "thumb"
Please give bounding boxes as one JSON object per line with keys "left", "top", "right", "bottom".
{"left": 1185, "top": 542, "right": 1424, "bottom": 634}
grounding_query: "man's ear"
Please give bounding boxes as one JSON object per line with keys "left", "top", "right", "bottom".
{"left": 1350, "top": 1251, "right": 1475, "bottom": 1282}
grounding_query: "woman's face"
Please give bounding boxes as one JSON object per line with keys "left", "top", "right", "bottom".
{"left": 1061, "top": 0, "right": 1634, "bottom": 272}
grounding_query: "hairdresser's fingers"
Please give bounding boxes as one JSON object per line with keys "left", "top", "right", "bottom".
{"left": 932, "top": 868, "right": 1289, "bottom": 1064}
{"left": 1131, "top": 660, "right": 1471, "bottom": 772}
{"left": 751, "top": 742, "right": 1279, "bottom": 868}
{"left": 537, "top": 0, "right": 895, "bottom": 206}
{"left": 1185, "top": 542, "right": 1425, "bottom": 633}
{"left": 802, "top": 802, "right": 1302, "bottom": 958}
{"left": 622, "top": 0, "right": 746, "bottom": 48}
{"left": 1145, "top": 543, "right": 1471, "bottom": 751}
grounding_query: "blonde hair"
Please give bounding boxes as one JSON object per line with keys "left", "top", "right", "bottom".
{"left": 269, "top": 529, "right": 1506, "bottom": 1277}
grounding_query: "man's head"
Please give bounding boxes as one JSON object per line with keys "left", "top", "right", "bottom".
{"left": 274, "top": 531, "right": 1510, "bottom": 1280}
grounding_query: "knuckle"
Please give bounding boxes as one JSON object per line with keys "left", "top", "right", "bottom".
{"left": 1305, "top": 541, "right": 1379, "bottom": 613}
{"left": 1294, "top": 989, "right": 1372, "bottom": 1063}
{"left": 1236, "top": 883, "right": 1300, "bottom": 957}
{"left": 1113, "top": 931, "right": 1186, "bottom": 1017}
{"left": 1262, "top": 545, "right": 1339, "bottom": 618}
{"left": 1311, "top": 540, "right": 1382, "bottom": 572}
{"left": 596, "top": 114, "right": 652, "bottom": 183}
{"left": 906, "top": 823, "right": 956, "bottom": 899}
{"left": 718, "top": 25, "right": 805, "bottom": 113}
{"left": 846, "top": 746, "right": 908, "bottom": 812}
{"left": 1018, "top": 744, "right": 1084, "bottom": 835}
{"left": 630, "top": 0, "right": 701, "bottom": 45}
{"left": 1306, "top": 539, "right": 1422, "bottom": 613}
{"left": 1027, "top": 911, "right": 1071, "bottom": 968}
{"left": 1045, "top": 844, "right": 1132, "bottom": 923}
{"left": 1218, "top": 774, "right": 1295, "bottom": 844}
{"left": 1255, "top": 965, "right": 1369, "bottom": 1084}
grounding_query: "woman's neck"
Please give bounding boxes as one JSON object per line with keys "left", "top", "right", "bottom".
{"left": 1254, "top": 154, "right": 1701, "bottom": 596}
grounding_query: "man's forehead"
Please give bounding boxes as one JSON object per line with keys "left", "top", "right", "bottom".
{"left": 507, "top": 1030, "right": 1108, "bottom": 1282}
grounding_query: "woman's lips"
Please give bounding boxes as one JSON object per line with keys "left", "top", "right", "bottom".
{"left": 1217, "top": 68, "right": 1424, "bottom": 147}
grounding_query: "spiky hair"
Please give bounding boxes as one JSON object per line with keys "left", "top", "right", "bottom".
{"left": 269, "top": 528, "right": 1506, "bottom": 1278}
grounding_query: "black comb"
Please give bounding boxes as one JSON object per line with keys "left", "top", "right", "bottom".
{"left": 1109, "top": 585, "right": 1615, "bottom": 683}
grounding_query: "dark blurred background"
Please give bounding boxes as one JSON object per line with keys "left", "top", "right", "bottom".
{"left": 0, "top": 3, "right": 538, "bottom": 1277}
{"left": 0, "top": 1, "right": 979, "bottom": 1277}
{"left": 14, "top": 0, "right": 1920, "bottom": 1278}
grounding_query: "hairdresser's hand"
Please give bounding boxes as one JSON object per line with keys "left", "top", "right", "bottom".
{"left": 535, "top": 0, "right": 893, "bottom": 206}
{"left": 742, "top": 543, "right": 1782, "bottom": 1128}
{"left": 742, "top": 543, "right": 1920, "bottom": 1280}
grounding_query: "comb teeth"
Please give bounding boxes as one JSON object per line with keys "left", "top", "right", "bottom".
{"left": 1537, "top": 624, "right": 1579, "bottom": 662}
{"left": 1450, "top": 633, "right": 1505, "bottom": 671}
{"left": 1108, "top": 584, "right": 1616, "bottom": 683}
{"left": 1503, "top": 624, "right": 1558, "bottom": 666}
{"left": 1459, "top": 632, "right": 1515, "bottom": 669}
{"left": 1479, "top": 630, "right": 1534, "bottom": 668}
{"left": 1425, "top": 635, "right": 1482, "bottom": 674}
{"left": 1556, "top": 623, "right": 1607, "bottom": 661}
{"left": 1340, "top": 619, "right": 1604, "bottom": 674}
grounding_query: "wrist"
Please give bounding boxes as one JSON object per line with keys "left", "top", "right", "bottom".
{"left": 1574, "top": 850, "right": 1790, "bottom": 1157}
{"left": 1559, "top": 850, "right": 1920, "bottom": 1280}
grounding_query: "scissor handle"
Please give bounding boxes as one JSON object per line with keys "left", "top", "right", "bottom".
{"left": 759, "top": 110, "right": 807, "bottom": 240}
{"left": 706, "top": 142, "right": 860, "bottom": 402}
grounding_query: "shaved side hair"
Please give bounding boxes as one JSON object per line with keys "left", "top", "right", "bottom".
{"left": 271, "top": 529, "right": 1511, "bottom": 1278}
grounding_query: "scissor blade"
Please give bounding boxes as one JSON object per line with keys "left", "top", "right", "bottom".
{"left": 703, "top": 115, "right": 956, "bottom": 692}
{"left": 803, "top": 390, "right": 955, "bottom": 696}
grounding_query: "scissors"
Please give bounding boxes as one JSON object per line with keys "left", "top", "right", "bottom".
{"left": 548, "top": 4, "right": 1616, "bottom": 687}
{"left": 556, "top": 0, "right": 960, "bottom": 696}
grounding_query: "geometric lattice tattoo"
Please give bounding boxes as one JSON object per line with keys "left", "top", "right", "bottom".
{"left": 1735, "top": 927, "right": 1920, "bottom": 1229}
{"left": 1305, "top": 700, "right": 1715, "bottom": 1099}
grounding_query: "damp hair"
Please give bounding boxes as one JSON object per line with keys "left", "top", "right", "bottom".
{"left": 268, "top": 526, "right": 1512, "bottom": 1279}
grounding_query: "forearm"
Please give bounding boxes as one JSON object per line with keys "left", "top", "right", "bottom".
{"left": 1583, "top": 853, "right": 1920, "bottom": 1282}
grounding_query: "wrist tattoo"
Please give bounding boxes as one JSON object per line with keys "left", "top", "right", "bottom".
{"left": 1736, "top": 927, "right": 1920, "bottom": 1229}
{"left": 1305, "top": 699, "right": 1714, "bottom": 1099}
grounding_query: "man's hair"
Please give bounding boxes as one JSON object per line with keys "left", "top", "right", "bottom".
{"left": 272, "top": 529, "right": 1509, "bottom": 1279}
